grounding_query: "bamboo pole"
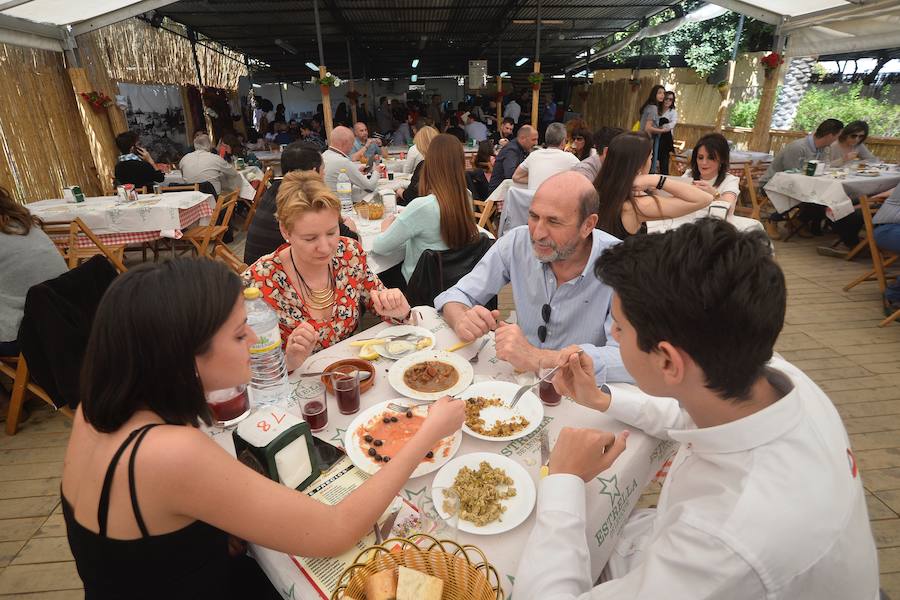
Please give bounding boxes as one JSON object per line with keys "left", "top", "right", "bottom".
{"left": 749, "top": 62, "right": 783, "bottom": 152}
{"left": 531, "top": 61, "right": 541, "bottom": 129}
{"left": 714, "top": 60, "right": 736, "bottom": 131}
{"left": 320, "top": 66, "right": 334, "bottom": 141}
{"left": 68, "top": 67, "right": 117, "bottom": 195}
{"left": 496, "top": 75, "right": 503, "bottom": 126}
{"left": 347, "top": 39, "right": 357, "bottom": 125}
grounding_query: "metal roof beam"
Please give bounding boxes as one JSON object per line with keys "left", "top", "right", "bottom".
{"left": 71, "top": 0, "right": 183, "bottom": 36}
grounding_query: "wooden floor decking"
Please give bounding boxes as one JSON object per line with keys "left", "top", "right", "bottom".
{"left": 0, "top": 233, "right": 897, "bottom": 597}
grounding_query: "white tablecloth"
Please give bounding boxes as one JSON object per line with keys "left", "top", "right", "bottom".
{"left": 209, "top": 307, "right": 673, "bottom": 600}
{"left": 764, "top": 171, "right": 900, "bottom": 221}
{"left": 684, "top": 149, "right": 772, "bottom": 164}
{"left": 27, "top": 191, "right": 215, "bottom": 234}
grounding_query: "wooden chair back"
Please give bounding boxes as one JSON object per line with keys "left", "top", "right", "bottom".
{"left": 182, "top": 190, "right": 239, "bottom": 256}
{"left": 673, "top": 139, "right": 686, "bottom": 152}
{"left": 669, "top": 154, "right": 690, "bottom": 176}
{"left": 41, "top": 218, "right": 128, "bottom": 273}
{"left": 474, "top": 199, "right": 496, "bottom": 236}
{"left": 160, "top": 183, "right": 200, "bottom": 192}
{"left": 0, "top": 354, "right": 73, "bottom": 435}
{"left": 739, "top": 162, "right": 772, "bottom": 221}
{"left": 843, "top": 196, "right": 898, "bottom": 294}
{"left": 243, "top": 167, "right": 274, "bottom": 231}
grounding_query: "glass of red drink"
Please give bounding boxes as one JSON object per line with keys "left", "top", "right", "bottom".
{"left": 333, "top": 370, "right": 361, "bottom": 415}
{"left": 301, "top": 389, "right": 328, "bottom": 432}
{"left": 206, "top": 384, "right": 251, "bottom": 427}
{"left": 538, "top": 358, "right": 562, "bottom": 407}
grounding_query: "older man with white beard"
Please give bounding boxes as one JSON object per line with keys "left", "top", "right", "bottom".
{"left": 434, "top": 171, "right": 631, "bottom": 384}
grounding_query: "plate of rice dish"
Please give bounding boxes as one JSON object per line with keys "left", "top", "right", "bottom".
{"left": 458, "top": 381, "right": 544, "bottom": 442}
{"left": 431, "top": 452, "right": 536, "bottom": 535}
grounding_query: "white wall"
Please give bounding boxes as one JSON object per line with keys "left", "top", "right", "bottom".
{"left": 238, "top": 76, "right": 470, "bottom": 123}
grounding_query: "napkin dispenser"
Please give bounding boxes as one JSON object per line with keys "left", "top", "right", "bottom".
{"left": 233, "top": 408, "right": 321, "bottom": 491}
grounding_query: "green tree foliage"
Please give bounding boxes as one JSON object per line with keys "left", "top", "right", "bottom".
{"left": 606, "top": 1, "right": 773, "bottom": 78}
{"left": 793, "top": 84, "right": 900, "bottom": 137}
{"left": 728, "top": 98, "right": 759, "bottom": 128}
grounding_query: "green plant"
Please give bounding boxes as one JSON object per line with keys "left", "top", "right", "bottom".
{"left": 527, "top": 72, "right": 544, "bottom": 86}
{"left": 728, "top": 97, "right": 760, "bottom": 128}
{"left": 793, "top": 84, "right": 900, "bottom": 137}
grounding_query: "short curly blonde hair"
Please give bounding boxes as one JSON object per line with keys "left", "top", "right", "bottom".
{"left": 275, "top": 170, "right": 341, "bottom": 230}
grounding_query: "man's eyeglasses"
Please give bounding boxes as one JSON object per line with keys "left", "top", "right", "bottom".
{"left": 538, "top": 303, "right": 551, "bottom": 343}
{"left": 848, "top": 133, "right": 865, "bottom": 139}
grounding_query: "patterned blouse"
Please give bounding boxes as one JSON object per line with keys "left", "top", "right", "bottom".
{"left": 242, "top": 237, "right": 397, "bottom": 352}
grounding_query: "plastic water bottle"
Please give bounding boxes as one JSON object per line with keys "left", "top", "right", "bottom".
{"left": 243, "top": 287, "right": 289, "bottom": 406}
{"left": 336, "top": 168, "right": 353, "bottom": 215}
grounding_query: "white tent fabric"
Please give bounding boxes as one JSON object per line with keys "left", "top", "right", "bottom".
{"left": 784, "top": 5, "right": 900, "bottom": 57}
{"left": 1, "top": 0, "right": 146, "bottom": 26}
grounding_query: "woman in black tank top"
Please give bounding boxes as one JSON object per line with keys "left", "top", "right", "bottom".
{"left": 593, "top": 132, "right": 714, "bottom": 239}
{"left": 62, "top": 259, "right": 465, "bottom": 599}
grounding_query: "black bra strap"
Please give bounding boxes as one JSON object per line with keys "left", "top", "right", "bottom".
{"left": 127, "top": 425, "right": 159, "bottom": 538}
{"left": 96, "top": 424, "right": 159, "bottom": 538}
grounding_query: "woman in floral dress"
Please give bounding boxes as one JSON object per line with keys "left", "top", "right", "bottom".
{"left": 242, "top": 171, "right": 409, "bottom": 372}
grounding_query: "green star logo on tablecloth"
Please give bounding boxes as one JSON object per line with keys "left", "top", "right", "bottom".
{"left": 403, "top": 485, "right": 431, "bottom": 513}
{"left": 282, "top": 582, "right": 295, "bottom": 598}
{"left": 329, "top": 427, "right": 347, "bottom": 446}
{"left": 596, "top": 474, "right": 622, "bottom": 504}
{"left": 506, "top": 574, "right": 516, "bottom": 599}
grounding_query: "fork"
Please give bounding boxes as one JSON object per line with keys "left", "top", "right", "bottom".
{"left": 509, "top": 350, "right": 582, "bottom": 408}
{"left": 469, "top": 337, "right": 491, "bottom": 364}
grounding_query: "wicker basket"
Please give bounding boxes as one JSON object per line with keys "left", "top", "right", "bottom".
{"left": 331, "top": 534, "right": 503, "bottom": 600}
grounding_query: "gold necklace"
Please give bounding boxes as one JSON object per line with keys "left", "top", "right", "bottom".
{"left": 289, "top": 248, "right": 335, "bottom": 310}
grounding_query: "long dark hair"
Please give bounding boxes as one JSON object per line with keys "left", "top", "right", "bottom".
{"left": 663, "top": 90, "right": 676, "bottom": 111}
{"left": 639, "top": 85, "right": 666, "bottom": 117}
{"left": 81, "top": 259, "right": 242, "bottom": 432}
{"left": 594, "top": 132, "right": 656, "bottom": 234}
{"left": 0, "top": 186, "right": 39, "bottom": 235}
{"left": 572, "top": 128, "right": 594, "bottom": 160}
{"left": 690, "top": 133, "right": 730, "bottom": 187}
{"left": 474, "top": 140, "right": 494, "bottom": 171}
{"left": 839, "top": 120, "right": 869, "bottom": 145}
{"left": 420, "top": 134, "right": 478, "bottom": 249}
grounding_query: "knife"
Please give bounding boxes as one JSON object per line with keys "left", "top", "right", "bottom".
{"left": 539, "top": 427, "right": 551, "bottom": 478}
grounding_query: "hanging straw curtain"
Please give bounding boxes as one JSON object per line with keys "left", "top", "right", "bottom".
{"left": 0, "top": 43, "right": 100, "bottom": 203}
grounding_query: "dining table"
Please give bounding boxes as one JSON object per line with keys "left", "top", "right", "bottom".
{"left": 164, "top": 167, "right": 258, "bottom": 202}
{"left": 764, "top": 169, "right": 900, "bottom": 221}
{"left": 27, "top": 191, "right": 215, "bottom": 248}
{"left": 206, "top": 306, "right": 676, "bottom": 600}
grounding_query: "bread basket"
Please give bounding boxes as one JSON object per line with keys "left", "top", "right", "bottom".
{"left": 331, "top": 534, "right": 503, "bottom": 600}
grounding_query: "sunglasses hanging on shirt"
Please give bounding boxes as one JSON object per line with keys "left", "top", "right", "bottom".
{"left": 538, "top": 303, "right": 551, "bottom": 343}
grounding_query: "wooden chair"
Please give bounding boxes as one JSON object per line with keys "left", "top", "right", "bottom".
{"left": 242, "top": 167, "right": 273, "bottom": 231}
{"left": 738, "top": 162, "right": 772, "bottom": 221}
{"left": 159, "top": 183, "right": 200, "bottom": 192}
{"left": 843, "top": 196, "right": 897, "bottom": 294}
{"left": 673, "top": 139, "right": 686, "bottom": 152}
{"left": 669, "top": 154, "right": 690, "bottom": 176}
{"left": 181, "top": 190, "right": 239, "bottom": 257}
{"left": 474, "top": 199, "right": 496, "bottom": 236}
{"left": 41, "top": 218, "right": 128, "bottom": 272}
{"left": 214, "top": 244, "right": 248, "bottom": 274}
{"left": 0, "top": 355, "right": 74, "bottom": 435}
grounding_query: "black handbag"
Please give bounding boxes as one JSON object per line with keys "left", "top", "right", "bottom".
{"left": 406, "top": 234, "right": 497, "bottom": 310}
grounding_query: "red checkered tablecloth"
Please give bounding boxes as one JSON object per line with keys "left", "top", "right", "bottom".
{"left": 51, "top": 201, "right": 213, "bottom": 249}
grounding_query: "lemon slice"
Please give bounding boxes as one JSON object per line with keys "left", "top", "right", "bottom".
{"left": 358, "top": 343, "right": 380, "bottom": 360}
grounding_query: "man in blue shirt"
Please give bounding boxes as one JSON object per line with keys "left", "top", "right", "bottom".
{"left": 489, "top": 125, "right": 537, "bottom": 193}
{"left": 435, "top": 171, "right": 631, "bottom": 384}
{"left": 350, "top": 122, "right": 388, "bottom": 162}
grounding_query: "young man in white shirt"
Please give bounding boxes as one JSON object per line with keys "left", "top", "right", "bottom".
{"left": 513, "top": 122, "right": 580, "bottom": 190}
{"left": 514, "top": 218, "right": 879, "bottom": 600}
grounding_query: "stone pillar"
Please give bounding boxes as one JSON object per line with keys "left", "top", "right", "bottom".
{"left": 771, "top": 57, "right": 816, "bottom": 130}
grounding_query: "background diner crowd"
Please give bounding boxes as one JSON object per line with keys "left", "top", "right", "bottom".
{"left": 0, "top": 80, "right": 890, "bottom": 599}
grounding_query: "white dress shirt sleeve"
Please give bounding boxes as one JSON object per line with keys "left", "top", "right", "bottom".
{"left": 603, "top": 385, "right": 693, "bottom": 439}
{"left": 433, "top": 232, "right": 513, "bottom": 310}
{"left": 515, "top": 476, "right": 765, "bottom": 600}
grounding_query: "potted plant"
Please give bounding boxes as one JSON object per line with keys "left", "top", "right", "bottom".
{"left": 79, "top": 91, "right": 114, "bottom": 111}
{"left": 312, "top": 72, "right": 343, "bottom": 94}
{"left": 716, "top": 80, "right": 730, "bottom": 99}
{"left": 527, "top": 72, "right": 543, "bottom": 91}
{"left": 760, "top": 52, "right": 784, "bottom": 79}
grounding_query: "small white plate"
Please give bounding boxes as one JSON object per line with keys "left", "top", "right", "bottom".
{"left": 344, "top": 399, "right": 461, "bottom": 479}
{"left": 370, "top": 325, "right": 435, "bottom": 360}
{"left": 388, "top": 349, "right": 474, "bottom": 401}
{"left": 458, "top": 381, "right": 544, "bottom": 442}
{"left": 432, "top": 452, "right": 536, "bottom": 535}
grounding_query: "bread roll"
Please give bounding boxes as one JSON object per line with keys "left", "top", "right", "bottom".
{"left": 396, "top": 565, "right": 443, "bottom": 600}
{"left": 364, "top": 568, "right": 397, "bottom": 600}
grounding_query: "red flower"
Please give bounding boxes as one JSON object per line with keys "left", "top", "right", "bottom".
{"left": 761, "top": 52, "right": 783, "bottom": 69}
